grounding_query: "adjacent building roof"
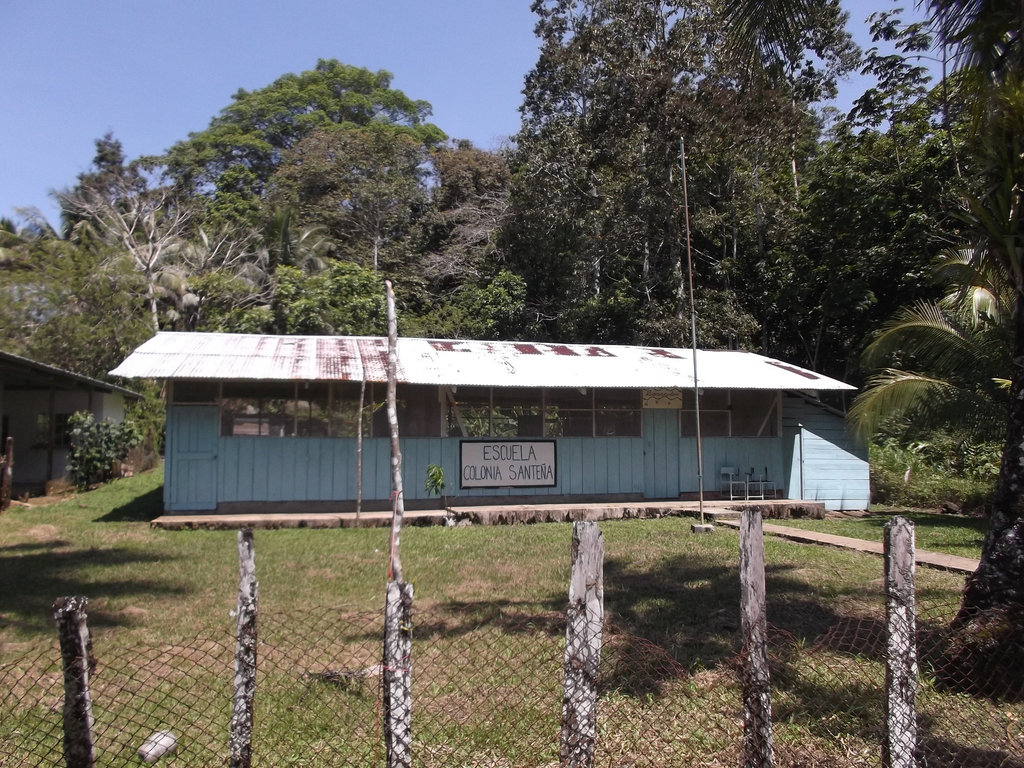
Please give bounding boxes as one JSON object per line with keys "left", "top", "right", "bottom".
{"left": 110, "top": 332, "right": 854, "bottom": 392}
{"left": 0, "top": 349, "right": 140, "bottom": 397}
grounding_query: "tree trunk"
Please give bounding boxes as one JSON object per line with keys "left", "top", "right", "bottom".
{"left": 383, "top": 580, "right": 413, "bottom": 768}
{"left": 356, "top": 379, "right": 365, "bottom": 519}
{"left": 146, "top": 280, "right": 160, "bottom": 332}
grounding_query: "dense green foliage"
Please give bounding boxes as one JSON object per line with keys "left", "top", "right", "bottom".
{"left": 66, "top": 411, "right": 142, "bottom": 490}
{"left": 869, "top": 437, "right": 999, "bottom": 511}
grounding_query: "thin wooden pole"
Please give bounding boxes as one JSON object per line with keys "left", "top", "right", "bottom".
{"left": 883, "top": 517, "right": 917, "bottom": 768}
{"left": 560, "top": 521, "right": 604, "bottom": 768}
{"left": 384, "top": 280, "right": 406, "bottom": 583}
{"left": 356, "top": 378, "right": 365, "bottom": 519}
{"left": 382, "top": 279, "right": 413, "bottom": 768}
{"left": 680, "top": 137, "right": 705, "bottom": 523}
{"left": 54, "top": 596, "right": 95, "bottom": 768}
{"left": 230, "top": 529, "right": 258, "bottom": 768}
{"left": 739, "top": 509, "right": 774, "bottom": 768}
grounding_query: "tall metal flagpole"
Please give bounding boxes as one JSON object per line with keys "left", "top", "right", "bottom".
{"left": 680, "top": 137, "right": 706, "bottom": 526}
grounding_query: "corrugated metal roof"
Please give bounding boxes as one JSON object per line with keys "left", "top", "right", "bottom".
{"left": 110, "top": 332, "right": 855, "bottom": 391}
{"left": 0, "top": 349, "right": 141, "bottom": 398}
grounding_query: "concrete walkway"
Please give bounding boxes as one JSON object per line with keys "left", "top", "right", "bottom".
{"left": 150, "top": 498, "right": 815, "bottom": 530}
{"left": 715, "top": 518, "right": 980, "bottom": 574}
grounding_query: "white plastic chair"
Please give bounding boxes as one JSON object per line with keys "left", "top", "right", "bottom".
{"left": 720, "top": 466, "right": 747, "bottom": 500}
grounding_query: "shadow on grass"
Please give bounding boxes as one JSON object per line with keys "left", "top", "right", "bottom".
{"left": 0, "top": 546, "right": 185, "bottom": 637}
{"left": 602, "top": 556, "right": 869, "bottom": 661}
{"left": 0, "top": 540, "right": 72, "bottom": 553}
{"left": 917, "top": 734, "right": 1024, "bottom": 768}
{"left": 95, "top": 484, "right": 164, "bottom": 523}
{"left": 303, "top": 597, "right": 569, "bottom": 647}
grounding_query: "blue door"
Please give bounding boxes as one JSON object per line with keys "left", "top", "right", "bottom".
{"left": 166, "top": 406, "right": 219, "bottom": 511}
{"left": 643, "top": 409, "right": 680, "bottom": 499}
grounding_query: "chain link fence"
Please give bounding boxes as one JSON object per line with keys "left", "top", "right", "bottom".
{"left": 2, "top": 548, "right": 1022, "bottom": 766}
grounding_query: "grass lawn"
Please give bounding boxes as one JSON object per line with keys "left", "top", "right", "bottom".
{"left": 0, "top": 466, "right": 974, "bottom": 652}
{"left": 771, "top": 510, "right": 989, "bottom": 559}
{"left": 3, "top": 467, "right": 1016, "bottom": 768}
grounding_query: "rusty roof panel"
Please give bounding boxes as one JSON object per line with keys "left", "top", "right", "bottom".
{"left": 357, "top": 337, "right": 391, "bottom": 382}
{"left": 110, "top": 333, "right": 854, "bottom": 392}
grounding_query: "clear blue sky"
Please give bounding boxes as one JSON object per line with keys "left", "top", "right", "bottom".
{"left": 1, "top": 0, "right": 927, "bottom": 228}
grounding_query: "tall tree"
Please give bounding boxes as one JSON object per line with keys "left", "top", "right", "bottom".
{"left": 161, "top": 59, "right": 445, "bottom": 227}
{"left": 423, "top": 140, "right": 512, "bottom": 289}
{"left": 59, "top": 136, "right": 193, "bottom": 331}
{"left": 0, "top": 212, "right": 151, "bottom": 377}
{"left": 164, "top": 224, "right": 268, "bottom": 331}
{"left": 266, "top": 124, "right": 429, "bottom": 273}
{"left": 507, "top": 0, "right": 856, "bottom": 346}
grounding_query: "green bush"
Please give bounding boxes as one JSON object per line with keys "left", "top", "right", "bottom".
{"left": 66, "top": 411, "right": 142, "bottom": 490}
{"left": 870, "top": 436, "right": 998, "bottom": 510}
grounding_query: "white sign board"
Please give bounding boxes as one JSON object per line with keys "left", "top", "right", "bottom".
{"left": 460, "top": 440, "right": 557, "bottom": 488}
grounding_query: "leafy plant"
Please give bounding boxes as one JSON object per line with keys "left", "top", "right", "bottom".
{"left": 66, "top": 411, "right": 142, "bottom": 490}
{"left": 424, "top": 463, "right": 447, "bottom": 507}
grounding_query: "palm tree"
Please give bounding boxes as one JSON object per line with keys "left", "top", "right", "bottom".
{"left": 851, "top": 250, "right": 1011, "bottom": 441}
{"left": 261, "top": 206, "right": 332, "bottom": 274}
{"left": 919, "top": 4, "right": 1024, "bottom": 630}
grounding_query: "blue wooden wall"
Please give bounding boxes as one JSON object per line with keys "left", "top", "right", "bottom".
{"left": 781, "top": 395, "right": 870, "bottom": 510}
{"left": 164, "top": 402, "right": 865, "bottom": 511}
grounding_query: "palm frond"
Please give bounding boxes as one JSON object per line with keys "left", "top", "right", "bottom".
{"left": 861, "top": 300, "right": 977, "bottom": 372}
{"left": 850, "top": 369, "right": 956, "bottom": 438}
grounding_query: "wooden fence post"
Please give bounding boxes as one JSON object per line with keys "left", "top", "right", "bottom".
{"left": 54, "top": 596, "right": 95, "bottom": 768}
{"left": 383, "top": 580, "right": 414, "bottom": 768}
{"left": 883, "top": 516, "right": 917, "bottom": 768}
{"left": 560, "top": 521, "right": 605, "bottom": 768}
{"left": 739, "top": 508, "right": 774, "bottom": 768}
{"left": 230, "top": 529, "right": 258, "bottom": 768}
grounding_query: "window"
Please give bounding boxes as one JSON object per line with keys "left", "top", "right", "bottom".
{"left": 35, "top": 412, "right": 73, "bottom": 447}
{"left": 447, "top": 386, "right": 490, "bottom": 437}
{"left": 221, "top": 382, "right": 298, "bottom": 437}
{"left": 680, "top": 390, "right": 779, "bottom": 437}
{"left": 215, "top": 381, "right": 443, "bottom": 438}
{"left": 594, "top": 390, "right": 642, "bottom": 436}
{"left": 332, "top": 382, "right": 369, "bottom": 437}
{"left": 207, "top": 381, "right": 646, "bottom": 439}
{"left": 295, "top": 383, "right": 330, "bottom": 436}
{"left": 395, "top": 385, "right": 443, "bottom": 438}
{"left": 544, "top": 389, "right": 592, "bottom": 437}
{"left": 492, "top": 388, "right": 543, "bottom": 437}
{"left": 731, "top": 390, "right": 779, "bottom": 437}
{"left": 447, "top": 387, "right": 642, "bottom": 438}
